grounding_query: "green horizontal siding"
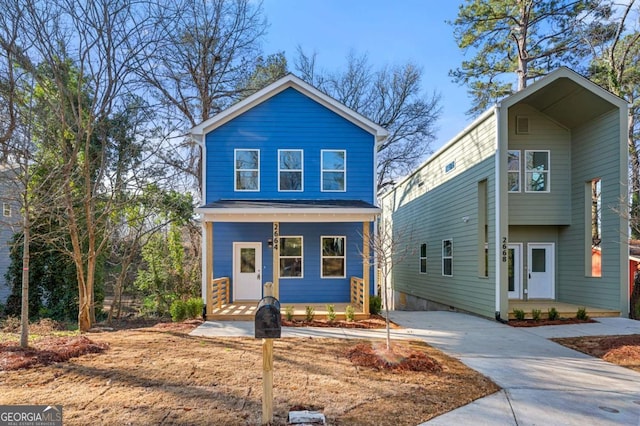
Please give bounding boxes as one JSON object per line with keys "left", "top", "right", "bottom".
{"left": 557, "top": 110, "right": 625, "bottom": 311}
{"left": 507, "top": 105, "right": 572, "bottom": 225}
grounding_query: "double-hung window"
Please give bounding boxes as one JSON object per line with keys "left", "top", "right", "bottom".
{"left": 2, "top": 203, "right": 10, "bottom": 217}
{"left": 419, "top": 243, "right": 427, "bottom": 274}
{"left": 321, "top": 236, "right": 345, "bottom": 278}
{"left": 508, "top": 150, "right": 520, "bottom": 192}
{"left": 321, "top": 150, "right": 346, "bottom": 192}
{"left": 234, "top": 149, "right": 260, "bottom": 191}
{"left": 525, "top": 150, "right": 550, "bottom": 192}
{"left": 280, "top": 236, "right": 303, "bottom": 278}
{"left": 279, "top": 150, "right": 303, "bottom": 191}
{"left": 442, "top": 239, "right": 453, "bottom": 276}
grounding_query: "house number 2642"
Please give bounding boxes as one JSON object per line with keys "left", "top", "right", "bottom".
{"left": 502, "top": 237, "right": 508, "bottom": 262}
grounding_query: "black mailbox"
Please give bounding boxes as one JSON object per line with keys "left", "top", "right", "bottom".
{"left": 255, "top": 296, "right": 281, "bottom": 339}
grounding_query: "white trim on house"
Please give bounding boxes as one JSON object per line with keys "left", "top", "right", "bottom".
{"left": 190, "top": 74, "right": 388, "bottom": 143}
{"left": 278, "top": 149, "right": 304, "bottom": 192}
{"left": 196, "top": 208, "right": 380, "bottom": 223}
{"left": 320, "top": 235, "right": 347, "bottom": 279}
{"left": 234, "top": 148, "right": 260, "bottom": 192}
{"left": 321, "top": 149, "right": 347, "bottom": 192}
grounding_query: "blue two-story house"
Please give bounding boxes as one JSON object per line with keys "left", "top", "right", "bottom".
{"left": 191, "top": 74, "right": 387, "bottom": 318}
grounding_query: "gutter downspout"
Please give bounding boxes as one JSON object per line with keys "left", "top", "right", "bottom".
{"left": 191, "top": 134, "right": 208, "bottom": 311}
{"left": 493, "top": 105, "right": 508, "bottom": 323}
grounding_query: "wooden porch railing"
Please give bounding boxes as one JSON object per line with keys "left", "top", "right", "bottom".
{"left": 350, "top": 276, "right": 369, "bottom": 314}
{"left": 208, "top": 277, "right": 230, "bottom": 313}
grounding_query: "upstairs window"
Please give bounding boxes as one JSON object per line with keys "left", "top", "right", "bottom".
{"left": 442, "top": 239, "right": 453, "bottom": 276}
{"left": 235, "top": 149, "right": 260, "bottom": 191}
{"left": 280, "top": 236, "right": 303, "bottom": 278}
{"left": 2, "top": 203, "right": 10, "bottom": 217}
{"left": 419, "top": 243, "right": 427, "bottom": 274}
{"left": 508, "top": 150, "right": 520, "bottom": 192}
{"left": 321, "top": 236, "right": 346, "bottom": 278}
{"left": 525, "top": 150, "right": 550, "bottom": 192}
{"left": 279, "top": 150, "right": 303, "bottom": 191}
{"left": 321, "top": 150, "right": 346, "bottom": 192}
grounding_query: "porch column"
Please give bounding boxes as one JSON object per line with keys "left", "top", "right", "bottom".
{"left": 205, "top": 221, "right": 214, "bottom": 317}
{"left": 272, "top": 222, "right": 279, "bottom": 298}
{"left": 363, "top": 221, "right": 370, "bottom": 314}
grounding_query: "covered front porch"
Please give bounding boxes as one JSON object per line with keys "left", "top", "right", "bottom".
{"left": 196, "top": 200, "right": 381, "bottom": 319}
{"left": 205, "top": 276, "right": 371, "bottom": 320}
{"left": 508, "top": 300, "right": 620, "bottom": 320}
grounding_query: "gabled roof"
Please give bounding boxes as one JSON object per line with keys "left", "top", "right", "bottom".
{"left": 498, "top": 67, "right": 627, "bottom": 128}
{"left": 189, "top": 73, "right": 388, "bottom": 142}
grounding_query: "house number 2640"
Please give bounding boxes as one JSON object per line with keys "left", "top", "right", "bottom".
{"left": 502, "top": 237, "right": 508, "bottom": 262}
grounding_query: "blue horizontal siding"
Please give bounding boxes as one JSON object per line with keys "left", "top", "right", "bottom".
{"left": 205, "top": 88, "right": 375, "bottom": 203}
{"left": 212, "top": 222, "right": 372, "bottom": 303}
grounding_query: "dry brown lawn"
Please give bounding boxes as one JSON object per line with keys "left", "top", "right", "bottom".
{"left": 0, "top": 321, "right": 498, "bottom": 425}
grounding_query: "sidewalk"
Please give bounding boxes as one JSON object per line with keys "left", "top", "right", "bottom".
{"left": 388, "top": 311, "right": 640, "bottom": 426}
{"left": 191, "top": 312, "right": 640, "bottom": 425}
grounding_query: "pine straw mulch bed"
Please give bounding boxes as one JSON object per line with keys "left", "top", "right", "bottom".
{"left": 508, "top": 317, "right": 597, "bottom": 327}
{"left": 0, "top": 318, "right": 498, "bottom": 425}
{"left": 552, "top": 334, "right": 640, "bottom": 373}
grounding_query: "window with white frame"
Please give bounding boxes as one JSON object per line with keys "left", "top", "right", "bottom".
{"left": 234, "top": 149, "right": 260, "bottom": 191}
{"left": 508, "top": 150, "right": 520, "bottom": 192}
{"left": 419, "top": 243, "right": 427, "bottom": 274}
{"left": 321, "top": 236, "right": 345, "bottom": 278}
{"left": 280, "top": 236, "right": 303, "bottom": 278}
{"left": 321, "top": 150, "right": 346, "bottom": 191}
{"left": 279, "top": 150, "right": 303, "bottom": 191}
{"left": 442, "top": 239, "right": 453, "bottom": 276}
{"left": 2, "top": 203, "right": 10, "bottom": 217}
{"left": 525, "top": 150, "right": 550, "bottom": 192}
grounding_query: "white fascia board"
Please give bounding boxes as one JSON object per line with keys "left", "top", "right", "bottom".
{"left": 500, "top": 67, "right": 627, "bottom": 110}
{"left": 189, "top": 74, "right": 388, "bottom": 139}
{"left": 195, "top": 207, "right": 381, "bottom": 223}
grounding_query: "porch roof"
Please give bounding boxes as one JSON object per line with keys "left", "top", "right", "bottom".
{"left": 196, "top": 199, "right": 381, "bottom": 223}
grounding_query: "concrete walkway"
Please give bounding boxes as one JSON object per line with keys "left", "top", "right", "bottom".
{"left": 191, "top": 312, "right": 640, "bottom": 425}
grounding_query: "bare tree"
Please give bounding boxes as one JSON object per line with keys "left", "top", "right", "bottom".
{"left": 363, "top": 219, "right": 413, "bottom": 350}
{"left": 0, "top": 0, "right": 163, "bottom": 331}
{"left": 138, "top": 0, "right": 268, "bottom": 198}
{"left": 295, "top": 48, "right": 441, "bottom": 191}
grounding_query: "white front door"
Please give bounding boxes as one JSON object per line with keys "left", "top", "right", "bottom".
{"left": 527, "top": 243, "right": 555, "bottom": 299}
{"left": 233, "top": 242, "right": 262, "bottom": 301}
{"left": 508, "top": 244, "right": 522, "bottom": 299}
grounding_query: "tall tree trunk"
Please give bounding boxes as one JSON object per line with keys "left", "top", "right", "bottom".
{"left": 19, "top": 196, "right": 30, "bottom": 348}
{"left": 629, "top": 112, "right": 640, "bottom": 238}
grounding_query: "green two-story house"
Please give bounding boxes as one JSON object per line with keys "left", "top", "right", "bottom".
{"left": 381, "top": 67, "right": 629, "bottom": 320}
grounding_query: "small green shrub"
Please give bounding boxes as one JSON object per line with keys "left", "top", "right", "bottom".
{"left": 326, "top": 304, "right": 336, "bottom": 322}
{"left": 285, "top": 306, "right": 294, "bottom": 321}
{"left": 186, "top": 298, "right": 204, "bottom": 319}
{"left": 170, "top": 300, "right": 188, "bottom": 322}
{"left": 345, "top": 305, "right": 355, "bottom": 322}
{"left": 576, "top": 307, "right": 589, "bottom": 321}
{"left": 531, "top": 309, "right": 542, "bottom": 321}
{"left": 369, "top": 296, "right": 382, "bottom": 315}
{"left": 512, "top": 308, "right": 525, "bottom": 320}
{"left": 305, "top": 306, "right": 315, "bottom": 322}
{"left": 548, "top": 307, "right": 559, "bottom": 321}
